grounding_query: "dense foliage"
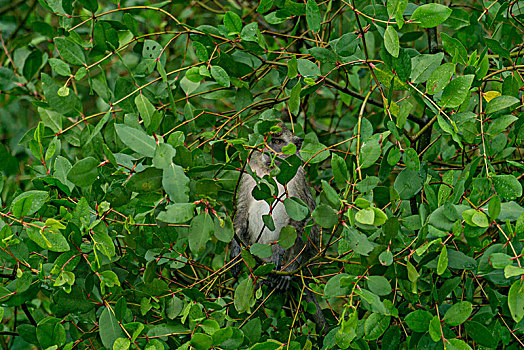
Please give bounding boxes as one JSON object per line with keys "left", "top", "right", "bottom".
{"left": 0, "top": 0, "right": 524, "bottom": 349}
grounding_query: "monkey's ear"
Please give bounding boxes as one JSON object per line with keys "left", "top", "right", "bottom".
{"left": 293, "top": 136, "right": 303, "bottom": 150}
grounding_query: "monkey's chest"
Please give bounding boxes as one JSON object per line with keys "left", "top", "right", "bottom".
{"left": 248, "top": 196, "right": 289, "bottom": 245}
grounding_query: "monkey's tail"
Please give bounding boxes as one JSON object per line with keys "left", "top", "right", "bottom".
{"left": 304, "top": 288, "right": 327, "bottom": 336}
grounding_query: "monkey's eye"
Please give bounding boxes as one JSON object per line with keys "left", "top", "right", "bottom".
{"left": 272, "top": 139, "right": 283, "bottom": 145}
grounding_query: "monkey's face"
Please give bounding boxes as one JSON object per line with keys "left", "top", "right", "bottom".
{"left": 252, "top": 125, "right": 303, "bottom": 172}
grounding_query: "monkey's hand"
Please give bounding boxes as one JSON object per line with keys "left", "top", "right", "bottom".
{"left": 266, "top": 273, "right": 291, "bottom": 292}
{"left": 230, "top": 238, "right": 242, "bottom": 276}
{"left": 266, "top": 248, "right": 292, "bottom": 292}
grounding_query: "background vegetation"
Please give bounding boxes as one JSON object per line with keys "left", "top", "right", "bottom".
{"left": 0, "top": 0, "right": 523, "bottom": 349}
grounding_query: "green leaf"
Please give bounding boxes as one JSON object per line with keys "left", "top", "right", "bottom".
{"left": 334, "top": 33, "right": 359, "bottom": 57}
{"left": 306, "top": 0, "right": 321, "bottom": 32}
{"left": 283, "top": 197, "right": 309, "bottom": 221}
{"left": 297, "top": 59, "right": 320, "bottom": 78}
{"left": 379, "top": 250, "right": 393, "bottom": 266}
{"left": 387, "top": 0, "right": 408, "bottom": 27}
{"left": 234, "top": 277, "right": 254, "bottom": 313}
{"left": 214, "top": 216, "right": 234, "bottom": 243}
{"left": 278, "top": 226, "right": 297, "bottom": 249}
{"left": 487, "top": 114, "right": 518, "bottom": 135}
{"left": 27, "top": 222, "right": 70, "bottom": 252}
{"left": 428, "top": 316, "right": 441, "bottom": 342}
{"left": 126, "top": 168, "right": 162, "bottom": 193}
{"left": 394, "top": 168, "right": 425, "bottom": 199}
{"left": 86, "top": 111, "right": 111, "bottom": 146}
{"left": 387, "top": 148, "right": 401, "bottom": 165}
{"left": 54, "top": 37, "right": 86, "bottom": 65}
{"left": 224, "top": 11, "right": 242, "bottom": 35}
{"left": 38, "top": 107, "right": 63, "bottom": 133}
{"left": 250, "top": 243, "right": 272, "bottom": 259}
{"left": 488, "top": 195, "right": 501, "bottom": 220}
{"left": 99, "top": 307, "right": 125, "bottom": 349}
{"left": 180, "top": 76, "right": 199, "bottom": 95}
{"left": 489, "top": 253, "right": 512, "bottom": 269}
{"left": 257, "top": 0, "right": 273, "bottom": 14}
{"left": 299, "top": 132, "right": 329, "bottom": 163}
{"left": 163, "top": 163, "right": 190, "bottom": 203}
{"left": 100, "top": 270, "right": 120, "bottom": 291}
{"left": 41, "top": 73, "right": 83, "bottom": 117}
{"left": 441, "top": 32, "right": 468, "bottom": 65}
{"left": 440, "top": 75, "right": 474, "bottom": 108}
{"left": 426, "top": 63, "right": 455, "bottom": 95}
{"left": 210, "top": 65, "right": 230, "bottom": 87}
{"left": 443, "top": 301, "right": 472, "bottom": 326}
{"left": 67, "top": 157, "right": 99, "bottom": 187}
{"left": 312, "top": 204, "right": 338, "bottom": 228}
{"left": 157, "top": 203, "right": 195, "bottom": 224}
{"left": 142, "top": 39, "right": 164, "bottom": 62}
{"left": 115, "top": 124, "right": 157, "bottom": 158}
{"left": 355, "top": 176, "right": 379, "bottom": 194}
{"left": 464, "top": 321, "right": 498, "bottom": 348}
{"left": 462, "top": 209, "right": 489, "bottom": 227}
{"left": 92, "top": 222, "right": 116, "bottom": 259}
{"left": 345, "top": 227, "right": 374, "bottom": 256}
{"left": 191, "top": 333, "right": 213, "bottom": 350}
{"left": 77, "top": 0, "right": 98, "bottom": 12}
{"left": 364, "top": 313, "right": 390, "bottom": 340}
{"left": 471, "top": 210, "right": 489, "bottom": 227}
{"left": 193, "top": 41, "right": 209, "bottom": 62}
{"left": 253, "top": 264, "right": 275, "bottom": 277}
{"left": 287, "top": 55, "right": 298, "bottom": 79}
{"left": 214, "top": 327, "right": 244, "bottom": 349}
{"left": 407, "top": 260, "right": 419, "bottom": 282}
{"left": 189, "top": 213, "right": 214, "bottom": 255}
{"left": 23, "top": 50, "right": 43, "bottom": 80}
{"left": 241, "top": 22, "right": 258, "bottom": 42}
{"left": 410, "top": 3, "right": 452, "bottom": 28}
{"left": 262, "top": 214, "right": 275, "bottom": 231}
{"left": 11, "top": 190, "right": 48, "bottom": 218}
{"left": 113, "top": 338, "right": 130, "bottom": 350}
{"left": 410, "top": 52, "right": 443, "bottom": 83}
{"left": 366, "top": 276, "right": 392, "bottom": 296}
{"left": 288, "top": 81, "right": 301, "bottom": 116}
{"left": 446, "top": 339, "right": 473, "bottom": 350}
{"left": 437, "top": 245, "right": 448, "bottom": 275}
{"left": 360, "top": 138, "right": 381, "bottom": 169}
{"left": 508, "top": 280, "right": 524, "bottom": 322}
{"left": 504, "top": 265, "right": 524, "bottom": 278}
{"left": 355, "top": 208, "right": 375, "bottom": 225}
{"left": 405, "top": 310, "right": 433, "bottom": 332}
{"left": 281, "top": 142, "right": 297, "bottom": 155}
{"left": 485, "top": 95, "right": 519, "bottom": 115}
{"left": 309, "top": 47, "right": 336, "bottom": 63}
{"left": 331, "top": 153, "right": 348, "bottom": 187}
{"left": 152, "top": 143, "right": 176, "bottom": 169}
{"left": 0, "top": 67, "right": 18, "bottom": 91}
{"left": 403, "top": 148, "right": 420, "bottom": 171}
{"left": 384, "top": 26, "right": 399, "bottom": 58}
{"left": 135, "top": 94, "right": 156, "bottom": 129}
{"left": 166, "top": 296, "right": 184, "bottom": 319}
{"left": 36, "top": 317, "right": 66, "bottom": 348}
{"left": 372, "top": 207, "right": 387, "bottom": 226}
{"left": 492, "top": 175, "right": 522, "bottom": 200}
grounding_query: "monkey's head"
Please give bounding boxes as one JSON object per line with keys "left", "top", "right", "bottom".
{"left": 250, "top": 122, "right": 303, "bottom": 174}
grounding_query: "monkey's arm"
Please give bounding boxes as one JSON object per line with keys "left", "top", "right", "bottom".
{"left": 230, "top": 223, "right": 248, "bottom": 276}
{"left": 231, "top": 176, "right": 250, "bottom": 275}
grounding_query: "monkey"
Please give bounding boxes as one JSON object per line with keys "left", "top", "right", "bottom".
{"left": 230, "top": 122, "right": 327, "bottom": 334}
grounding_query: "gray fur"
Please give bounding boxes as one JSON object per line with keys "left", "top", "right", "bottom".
{"left": 231, "top": 123, "right": 326, "bottom": 333}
